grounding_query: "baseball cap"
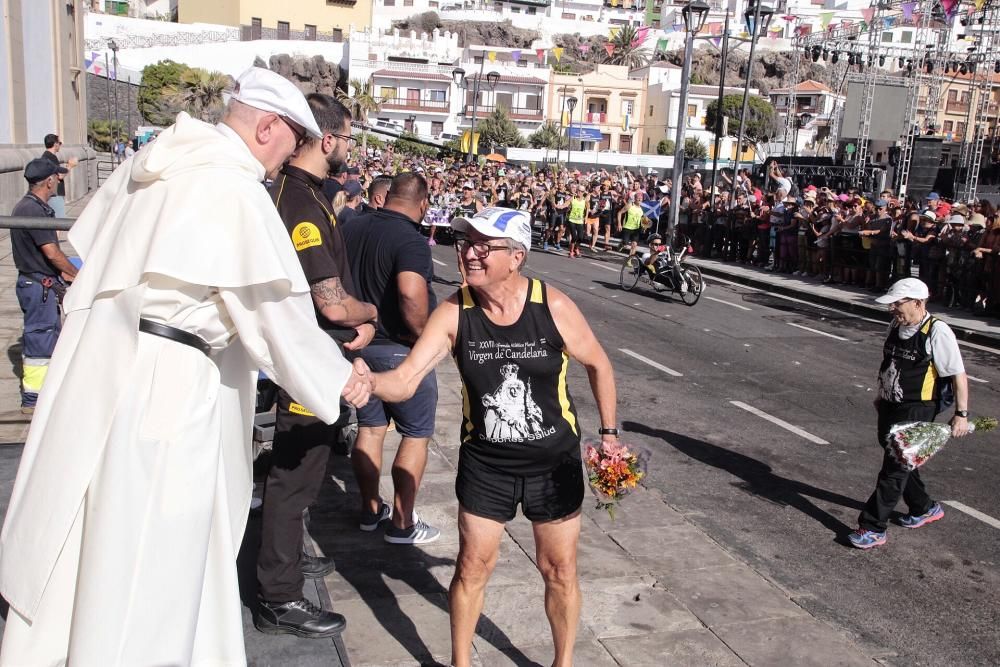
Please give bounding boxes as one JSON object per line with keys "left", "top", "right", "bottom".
{"left": 451, "top": 207, "right": 532, "bottom": 253}
{"left": 343, "top": 180, "right": 363, "bottom": 197}
{"left": 875, "top": 199, "right": 888, "bottom": 208}
{"left": 875, "top": 278, "right": 930, "bottom": 304}
{"left": 231, "top": 67, "right": 322, "bottom": 139}
{"left": 969, "top": 213, "right": 987, "bottom": 227}
{"left": 926, "top": 192, "right": 940, "bottom": 200}
{"left": 347, "top": 166, "right": 361, "bottom": 175}
{"left": 24, "top": 158, "right": 67, "bottom": 183}
{"left": 922, "top": 210, "right": 937, "bottom": 221}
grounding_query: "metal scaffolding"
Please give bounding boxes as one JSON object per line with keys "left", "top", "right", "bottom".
{"left": 954, "top": 3, "right": 1000, "bottom": 200}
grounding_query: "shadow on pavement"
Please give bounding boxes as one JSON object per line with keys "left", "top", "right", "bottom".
{"left": 624, "top": 421, "right": 862, "bottom": 540}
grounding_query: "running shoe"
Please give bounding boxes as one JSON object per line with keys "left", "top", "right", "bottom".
{"left": 848, "top": 528, "right": 887, "bottom": 550}
{"left": 359, "top": 501, "right": 392, "bottom": 532}
{"left": 899, "top": 503, "right": 944, "bottom": 529}
{"left": 384, "top": 517, "right": 441, "bottom": 545}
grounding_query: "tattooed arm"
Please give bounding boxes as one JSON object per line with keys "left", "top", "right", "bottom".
{"left": 311, "top": 277, "right": 378, "bottom": 328}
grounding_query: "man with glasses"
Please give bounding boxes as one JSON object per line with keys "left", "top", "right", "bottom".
{"left": 257, "top": 93, "right": 378, "bottom": 638}
{"left": 340, "top": 173, "right": 441, "bottom": 544}
{"left": 849, "top": 278, "right": 971, "bottom": 550}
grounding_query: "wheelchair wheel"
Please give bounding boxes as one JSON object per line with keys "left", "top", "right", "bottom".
{"left": 620, "top": 255, "right": 642, "bottom": 291}
{"left": 680, "top": 265, "right": 704, "bottom": 306}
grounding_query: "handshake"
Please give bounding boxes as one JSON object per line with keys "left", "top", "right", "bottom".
{"left": 341, "top": 358, "right": 375, "bottom": 408}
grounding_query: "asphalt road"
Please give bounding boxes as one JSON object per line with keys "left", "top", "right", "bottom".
{"left": 429, "top": 241, "right": 1000, "bottom": 667}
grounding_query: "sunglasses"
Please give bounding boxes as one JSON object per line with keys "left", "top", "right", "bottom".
{"left": 278, "top": 116, "right": 307, "bottom": 148}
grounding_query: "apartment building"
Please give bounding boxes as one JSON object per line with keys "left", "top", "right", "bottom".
{"left": 548, "top": 64, "right": 645, "bottom": 153}
{"left": 769, "top": 79, "right": 844, "bottom": 155}
{"left": 177, "top": 0, "right": 371, "bottom": 40}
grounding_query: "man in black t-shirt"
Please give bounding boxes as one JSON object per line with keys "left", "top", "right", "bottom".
{"left": 257, "top": 94, "right": 377, "bottom": 640}
{"left": 41, "top": 134, "right": 73, "bottom": 218}
{"left": 11, "top": 159, "right": 77, "bottom": 412}
{"left": 341, "top": 172, "right": 441, "bottom": 546}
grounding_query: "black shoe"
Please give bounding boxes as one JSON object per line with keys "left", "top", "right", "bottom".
{"left": 256, "top": 598, "right": 346, "bottom": 639}
{"left": 300, "top": 553, "right": 336, "bottom": 579}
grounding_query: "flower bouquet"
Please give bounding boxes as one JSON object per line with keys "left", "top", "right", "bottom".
{"left": 583, "top": 441, "right": 646, "bottom": 520}
{"left": 888, "top": 417, "right": 997, "bottom": 471}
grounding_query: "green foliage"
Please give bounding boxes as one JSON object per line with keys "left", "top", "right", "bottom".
{"left": 704, "top": 94, "right": 780, "bottom": 146}
{"left": 476, "top": 108, "right": 526, "bottom": 151}
{"left": 684, "top": 137, "right": 708, "bottom": 159}
{"left": 87, "top": 120, "right": 125, "bottom": 151}
{"left": 394, "top": 132, "right": 439, "bottom": 158}
{"left": 444, "top": 136, "right": 464, "bottom": 153}
{"left": 337, "top": 78, "right": 384, "bottom": 156}
{"left": 160, "top": 68, "right": 232, "bottom": 124}
{"left": 138, "top": 60, "right": 187, "bottom": 125}
{"left": 528, "top": 121, "right": 568, "bottom": 149}
{"left": 656, "top": 138, "right": 675, "bottom": 155}
{"left": 603, "top": 25, "right": 652, "bottom": 69}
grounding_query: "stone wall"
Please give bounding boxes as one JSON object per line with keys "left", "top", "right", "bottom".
{"left": 86, "top": 73, "right": 143, "bottom": 140}
{"left": 0, "top": 145, "right": 98, "bottom": 217}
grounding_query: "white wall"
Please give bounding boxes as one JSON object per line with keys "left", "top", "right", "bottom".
{"left": 23, "top": 0, "right": 57, "bottom": 143}
{"left": 0, "top": 0, "right": 12, "bottom": 145}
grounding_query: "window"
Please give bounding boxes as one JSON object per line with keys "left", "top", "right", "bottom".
{"left": 429, "top": 0, "right": 438, "bottom": 6}
{"left": 619, "top": 135, "right": 632, "bottom": 153}
{"left": 517, "top": 60, "right": 527, "bottom": 68}
{"left": 957, "top": 121, "right": 966, "bottom": 137}
{"left": 511, "top": 6, "right": 521, "bottom": 11}
{"left": 599, "top": 134, "right": 611, "bottom": 151}
{"left": 305, "top": 24, "right": 317, "bottom": 40}
{"left": 495, "top": 92, "right": 514, "bottom": 111}
{"left": 407, "top": 88, "right": 421, "bottom": 104}
{"left": 900, "top": 30, "right": 913, "bottom": 43}
{"left": 381, "top": 87, "right": 397, "bottom": 101}
{"left": 404, "top": 0, "right": 414, "bottom": 5}
{"left": 429, "top": 89, "right": 447, "bottom": 102}
{"left": 432, "top": 121, "right": 444, "bottom": 135}
{"left": 621, "top": 99, "right": 634, "bottom": 116}
{"left": 525, "top": 94, "right": 540, "bottom": 110}
{"left": 404, "top": 117, "right": 415, "bottom": 132}
{"left": 948, "top": 90, "right": 957, "bottom": 102}
{"left": 687, "top": 104, "right": 697, "bottom": 117}
{"left": 384, "top": 0, "right": 395, "bottom": 5}
{"left": 881, "top": 31, "right": 893, "bottom": 43}
{"left": 251, "top": 17, "right": 262, "bottom": 39}
{"left": 474, "top": 56, "right": 483, "bottom": 64}
{"left": 332, "top": 28, "right": 343, "bottom": 41}
{"left": 527, "top": 6, "right": 536, "bottom": 13}
{"left": 277, "top": 21, "right": 290, "bottom": 39}
{"left": 649, "top": 105, "right": 654, "bottom": 117}
{"left": 562, "top": 12, "right": 576, "bottom": 18}
{"left": 943, "top": 120, "right": 954, "bottom": 132}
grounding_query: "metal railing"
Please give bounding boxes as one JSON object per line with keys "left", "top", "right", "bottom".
{"left": 462, "top": 104, "right": 544, "bottom": 119}
{"left": 84, "top": 29, "right": 239, "bottom": 51}
{"left": 240, "top": 25, "right": 344, "bottom": 42}
{"left": 0, "top": 216, "right": 73, "bottom": 231}
{"left": 382, "top": 97, "right": 451, "bottom": 112}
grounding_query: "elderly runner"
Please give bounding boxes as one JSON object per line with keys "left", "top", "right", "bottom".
{"left": 0, "top": 67, "right": 370, "bottom": 665}
{"left": 363, "top": 207, "right": 618, "bottom": 667}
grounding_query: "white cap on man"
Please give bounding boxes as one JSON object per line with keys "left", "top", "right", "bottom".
{"left": 875, "top": 278, "right": 930, "bottom": 304}
{"left": 231, "top": 67, "right": 323, "bottom": 139}
{"left": 451, "top": 207, "right": 533, "bottom": 253}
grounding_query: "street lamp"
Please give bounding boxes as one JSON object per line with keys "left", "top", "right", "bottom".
{"left": 566, "top": 96, "right": 578, "bottom": 164}
{"left": 460, "top": 54, "right": 489, "bottom": 163}
{"left": 407, "top": 114, "right": 416, "bottom": 134}
{"left": 666, "top": 0, "right": 710, "bottom": 237}
{"left": 792, "top": 112, "right": 813, "bottom": 156}
{"left": 729, "top": 0, "right": 773, "bottom": 203}
{"left": 108, "top": 39, "right": 121, "bottom": 157}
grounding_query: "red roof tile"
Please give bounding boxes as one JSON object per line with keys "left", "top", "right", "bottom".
{"left": 373, "top": 69, "right": 452, "bottom": 81}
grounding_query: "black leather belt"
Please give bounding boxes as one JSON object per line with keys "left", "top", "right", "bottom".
{"left": 138, "top": 318, "right": 211, "bottom": 357}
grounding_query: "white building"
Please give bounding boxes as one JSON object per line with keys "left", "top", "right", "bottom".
{"left": 768, "top": 79, "right": 845, "bottom": 155}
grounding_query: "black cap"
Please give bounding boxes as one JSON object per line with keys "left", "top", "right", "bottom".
{"left": 347, "top": 166, "right": 361, "bottom": 175}
{"left": 24, "top": 158, "right": 67, "bottom": 184}
{"left": 333, "top": 163, "right": 349, "bottom": 175}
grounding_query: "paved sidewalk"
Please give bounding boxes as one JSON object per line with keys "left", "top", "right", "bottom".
{"left": 0, "top": 200, "right": 882, "bottom": 665}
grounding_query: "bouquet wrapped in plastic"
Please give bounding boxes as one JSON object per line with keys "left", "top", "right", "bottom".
{"left": 888, "top": 417, "right": 997, "bottom": 471}
{"left": 583, "top": 441, "right": 646, "bottom": 520}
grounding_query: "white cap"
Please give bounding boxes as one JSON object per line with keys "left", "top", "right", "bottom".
{"left": 875, "top": 278, "right": 930, "bottom": 304}
{"left": 451, "top": 207, "right": 532, "bottom": 253}
{"left": 231, "top": 67, "right": 322, "bottom": 139}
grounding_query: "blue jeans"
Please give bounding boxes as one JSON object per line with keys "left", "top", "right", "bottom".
{"left": 16, "top": 274, "right": 62, "bottom": 407}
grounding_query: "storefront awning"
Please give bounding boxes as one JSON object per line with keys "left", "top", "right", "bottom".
{"left": 567, "top": 126, "right": 603, "bottom": 141}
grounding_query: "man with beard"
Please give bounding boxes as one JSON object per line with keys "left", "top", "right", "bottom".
{"left": 258, "top": 94, "right": 378, "bottom": 638}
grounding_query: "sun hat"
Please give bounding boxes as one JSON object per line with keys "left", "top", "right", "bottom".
{"left": 969, "top": 213, "right": 987, "bottom": 227}
{"left": 876, "top": 278, "right": 930, "bottom": 304}
{"left": 450, "top": 207, "right": 533, "bottom": 253}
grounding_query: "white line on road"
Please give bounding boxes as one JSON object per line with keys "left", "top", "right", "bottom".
{"left": 619, "top": 348, "right": 683, "bottom": 377}
{"left": 967, "top": 375, "right": 989, "bottom": 384}
{"left": 589, "top": 261, "right": 619, "bottom": 273}
{"left": 941, "top": 501, "right": 1000, "bottom": 530}
{"left": 704, "top": 296, "right": 752, "bottom": 311}
{"left": 431, "top": 258, "right": 447, "bottom": 267}
{"left": 786, "top": 322, "right": 848, "bottom": 341}
{"left": 729, "top": 401, "right": 830, "bottom": 444}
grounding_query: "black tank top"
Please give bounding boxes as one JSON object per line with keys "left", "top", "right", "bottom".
{"left": 878, "top": 316, "right": 942, "bottom": 405}
{"left": 454, "top": 279, "right": 581, "bottom": 474}
{"left": 453, "top": 200, "right": 478, "bottom": 219}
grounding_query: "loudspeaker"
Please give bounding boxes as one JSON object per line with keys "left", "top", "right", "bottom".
{"left": 906, "top": 137, "right": 943, "bottom": 201}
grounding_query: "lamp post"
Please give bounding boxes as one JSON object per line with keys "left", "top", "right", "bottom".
{"left": 792, "top": 112, "right": 813, "bottom": 157}
{"left": 666, "top": 0, "right": 710, "bottom": 237}
{"left": 708, "top": 10, "right": 731, "bottom": 203}
{"left": 566, "top": 96, "right": 578, "bottom": 165}
{"left": 729, "top": 0, "right": 773, "bottom": 206}
{"left": 407, "top": 114, "right": 416, "bottom": 134}
{"left": 108, "top": 39, "right": 120, "bottom": 158}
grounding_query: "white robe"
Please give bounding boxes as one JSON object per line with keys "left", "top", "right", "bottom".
{"left": 0, "top": 114, "right": 353, "bottom": 666}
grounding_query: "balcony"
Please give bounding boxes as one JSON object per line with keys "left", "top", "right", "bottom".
{"left": 946, "top": 101, "right": 971, "bottom": 114}
{"left": 382, "top": 97, "right": 451, "bottom": 113}
{"left": 240, "top": 24, "right": 344, "bottom": 42}
{"left": 462, "top": 104, "right": 544, "bottom": 121}
{"left": 584, "top": 112, "right": 608, "bottom": 123}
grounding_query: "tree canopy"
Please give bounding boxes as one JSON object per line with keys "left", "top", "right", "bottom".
{"left": 138, "top": 60, "right": 187, "bottom": 125}
{"left": 704, "top": 94, "right": 780, "bottom": 146}
{"left": 528, "top": 121, "right": 568, "bottom": 149}
{"left": 476, "top": 108, "right": 526, "bottom": 150}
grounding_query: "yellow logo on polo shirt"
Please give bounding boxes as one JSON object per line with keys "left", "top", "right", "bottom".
{"left": 292, "top": 222, "right": 322, "bottom": 251}
{"left": 288, "top": 402, "right": 315, "bottom": 417}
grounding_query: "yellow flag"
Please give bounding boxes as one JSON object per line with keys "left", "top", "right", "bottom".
{"left": 562, "top": 111, "right": 570, "bottom": 126}
{"left": 609, "top": 27, "right": 621, "bottom": 39}
{"left": 553, "top": 47, "right": 564, "bottom": 62}
{"left": 975, "top": 0, "right": 986, "bottom": 9}
{"left": 461, "top": 131, "right": 481, "bottom": 154}
{"left": 611, "top": 0, "right": 618, "bottom": 6}
{"left": 488, "top": 51, "right": 496, "bottom": 62}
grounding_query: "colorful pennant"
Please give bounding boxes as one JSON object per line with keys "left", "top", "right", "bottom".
{"left": 553, "top": 46, "right": 564, "bottom": 62}
{"left": 487, "top": 51, "right": 496, "bottom": 62}
{"left": 580, "top": 44, "right": 591, "bottom": 54}
{"left": 511, "top": 49, "right": 521, "bottom": 63}
{"left": 819, "top": 11, "right": 834, "bottom": 29}
{"left": 860, "top": 7, "right": 875, "bottom": 23}
{"left": 901, "top": 2, "right": 915, "bottom": 20}
{"left": 536, "top": 48, "right": 546, "bottom": 61}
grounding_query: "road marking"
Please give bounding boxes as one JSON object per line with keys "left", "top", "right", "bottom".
{"left": 589, "top": 261, "right": 619, "bottom": 273}
{"left": 967, "top": 375, "right": 989, "bottom": 384}
{"left": 619, "top": 348, "right": 683, "bottom": 377}
{"left": 431, "top": 258, "right": 447, "bottom": 267}
{"left": 941, "top": 501, "right": 1000, "bottom": 530}
{"left": 786, "top": 322, "right": 848, "bottom": 341}
{"left": 704, "top": 295, "right": 752, "bottom": 311}
{"left": 729, "top": 401, "right": 830, "bottom": 444}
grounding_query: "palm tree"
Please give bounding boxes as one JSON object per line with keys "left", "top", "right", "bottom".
{"left": 160, "top": 68, "right": 232, "bottom": 123}
{"left": 336, "top": 78, "right": 383, "bottom": 158}
{"left": 603, "top": 25, "right": 652, "bottom": 69}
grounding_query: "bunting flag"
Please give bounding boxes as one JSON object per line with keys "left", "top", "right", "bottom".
{"left": 655, "top": 37, "right": 668, "bottom": 52}
{"left": 912, "top": 11, "right": 923, "bottom": 24}
{"left": 769, "top": 25, "right": 782, "bottom": 32}
{"left": 782, "top": 14, "right": 796, "bottom": 22}
{"left": 827, "top": 23, "right": 837, "bottom": 32}
{"left": 975, "top": 0, "right": 986, "bottom": 10}
{"left": 460, "top": 130, "right": 480, "bottom": 155}
{"left": 941, "top": 0, "right": 958, "bottom": 16}
{"left": 860, "top": 7, "right": 875, "bottom": 23}
{"left": 553, "top": 46, "right": 564, "bottom": 62}
{"left": 840, "top": 20, "right": 853, "bottom": 29}
{"left": 85, "top": 51, "right": 105, "bottom": 76}
{"left": 610, "top": 0, "right": 618, "bottom": 6}
{"left": 708, "top": 22, "right": 723, "bottom": 35}
{"left": 511, "top": 49, "right": 521, "bottom": 63}
{"left": 609, "top": 27, "right": 621, "bottom": 40}
{"left": 487, "top": 51, "right": 496, "bottom": 62}
{"left": 882, "top": 16, "right": 896, "bottom": 27}
{"left": 536, "top": 48, "right": 546, "bottom": 61}
{"left": 819, "top": 11, "right": 834, "bottom": 29}
{"left": 580, "top": 44, "right": 591, "bottom": 53}
{"left": 622, "top": 114, "right": 631, "bottom": 131}
{"left": 631, "top": 26, "right": 651, "bottom": 47}
{"left": 712, "top": 36, "right": 722, "bottom": 47}
{"left": 901, "top": 2, "right": 915, "bottom": 20}
{"left": 860, "top": 20, "right": 868, "bottom": 31}
{"left": 739, "top": 30, "right": 749, "bottom": 38}
{"left": 561, "top": 111, "right": 570, "bottom": 126}
{"left": 605, "top": 43, "right": 616, "bottom": 57}
{"left": 673, "top": 23, "right": 684, "bottom": 33}
{"left": 796, "top": 25, "right": 812, "bottom": 36}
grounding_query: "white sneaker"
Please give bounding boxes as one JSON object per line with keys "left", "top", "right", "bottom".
{"left": 384, "top": 518, "right": 441, "bottom": 545}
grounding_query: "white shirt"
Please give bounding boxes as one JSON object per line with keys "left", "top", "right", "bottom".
{"left": 894, "top": 313, "right": 965, "bottom": 376}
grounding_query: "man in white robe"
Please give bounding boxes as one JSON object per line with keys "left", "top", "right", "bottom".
{"left": 0, "top": 67, "right": 370, "bottom": 666}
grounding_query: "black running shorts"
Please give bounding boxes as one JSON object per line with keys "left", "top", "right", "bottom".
{"left": 456, "top": 450, "right": 584, "bottom": 522}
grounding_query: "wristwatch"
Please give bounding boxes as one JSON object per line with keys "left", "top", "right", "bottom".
{"left": 598, "top": 427, "right": 619, "bottom": 436}
{"left": 955, "top": 410, "right": 969, "bottom": 418}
